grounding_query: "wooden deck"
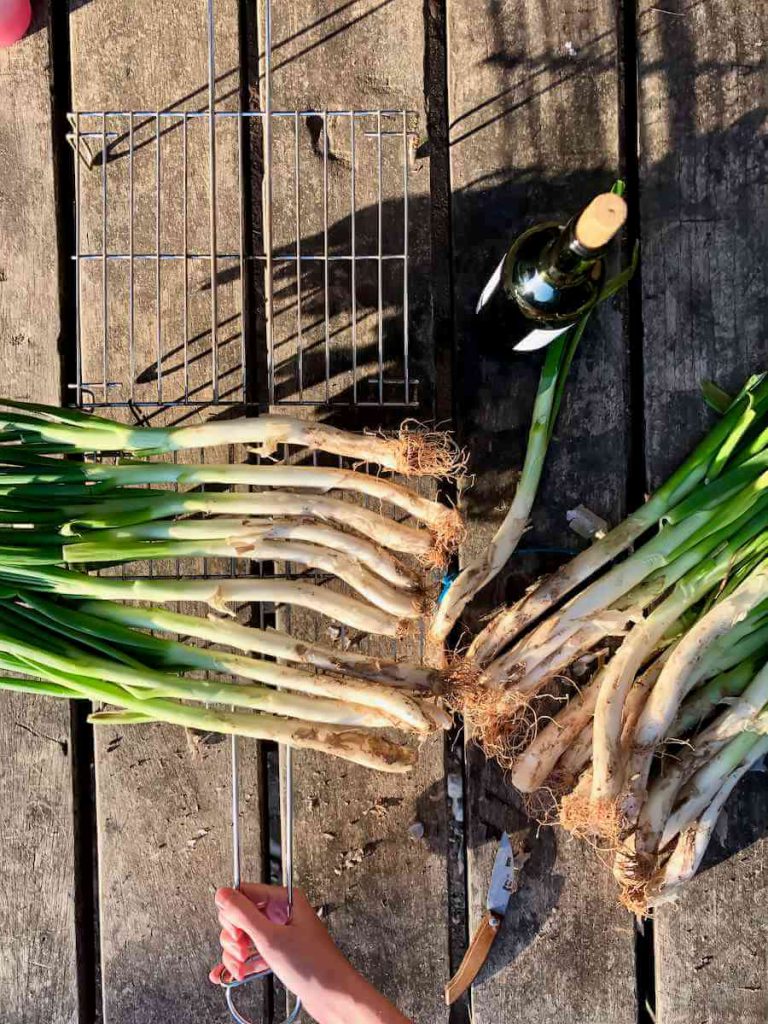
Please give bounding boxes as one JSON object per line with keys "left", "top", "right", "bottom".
{"left": 1, "top": 1, "right": 766, "bottom": 1022}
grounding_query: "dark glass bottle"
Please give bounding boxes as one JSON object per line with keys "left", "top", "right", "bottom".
{"left": 476, "top": 193, "right": 627, "bottom": 351}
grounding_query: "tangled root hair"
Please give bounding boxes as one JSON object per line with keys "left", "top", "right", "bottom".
{"left": 447, "top": 663, "right": 541, "bottom": 771}
{"left": 559, "top": 792, "right": 623, "bottom": 850}
{"left": 395, "top": 421, "right": 469, "bottom": 481}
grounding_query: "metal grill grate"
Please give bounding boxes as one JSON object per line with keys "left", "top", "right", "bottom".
{"left": 67, "top": 3, "right": 419, "bottom": 411}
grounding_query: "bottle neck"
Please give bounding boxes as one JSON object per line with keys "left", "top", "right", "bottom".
{"left": 543, "top": 217, "right": 606, "bottom": 282}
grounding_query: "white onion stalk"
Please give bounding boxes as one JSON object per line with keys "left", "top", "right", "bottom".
{"left": 557, "top": 648, "right": 674, "bottom": 781}
{"left": 634, "top": 565, "right": 768, "bottom": 752}
{"left": 0, "top": 664, "right": 417, "bottom": 771}
{"left": 22, "top": 594, "right": 444, "bottom": 734}
{"left": 633, "top": 755, "right": 693, "bottom": 865}
{"left": 647, "top": 740, "right": 768, "bottom": 909}
{"left": 429, "top": 251, "right": 643, "bottom": 656}
{"left": 33, "top": 460, "right": 460, "bottom": 539}
{"left": 655, "top": 660, "right": 768, "bottom": 844}
{"left": 625, "top": 562, "right": 768, "bottom": 818}
{"left": 671, "top": 654, "right": 766, "bottom": 737}
{"left": 65, "top": 490, "right": 438, "bottom": 562}
{"left": 660, "top": 725, "right": 767, "bottom": 848}
{"left": 510, "top": 475, "right": 767, "bottom": 653}
{"left": 480, "top": 516, "right": 737, "bottom": 693}
{"left": 481, "top": 616, "right": 625, "bottom": 690}
{"left": 0, "top": 564, "right": 406, "bottom": 637}
{"left": 591, "top": 603, "right": 708, "bottom": 810}
{"left": 88, "top": 700, "right": 419, "bottom": 772}
{"left": 479, "top": 483, "right": 767, "bottom": 685}
{"left": 63, "top": 536, "right": 425, "bottom": 621}
{"left": 184, "top": 652, "right": 449, "bottom": 734}
{"left": 0, "top": 633, "right": 419, "bottom": 773}
{"left": 428, "top": 326, "right": 588, "bottom": 655}
{"left": 510, "top": 667, "right": 605, "bottom": 793}
{"left": 637, "top": 658, "right": 768, "bottom": 856}
{"left": 590, "top": 535, "right": 768, "bottom": 815}
{"left": 83, "top": 519, "right": 418, "bottom": 590}
{"left": 0, "top": 401, "right": 465, "bottom": 479}
{"left": 74, "top": 599, "right": 442, "bottom": 692}
{"left": 557, "top": 721, "right": 594, "bottom": 780}
{"left": 0, "top": 629, "right": 396, "bottom": 728}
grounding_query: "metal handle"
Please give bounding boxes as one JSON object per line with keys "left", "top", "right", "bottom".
{"left": 223, "top": 738, "right": 302, "bottom": 1024}
{"left": 226, "top": 968, "right": 302, "bottom": 1024}
{"left": 209, "top": 0, "right": 300, "bottom": 1018}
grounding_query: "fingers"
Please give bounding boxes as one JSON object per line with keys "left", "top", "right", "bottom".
{"left": 222, "top": 952, "right": 247, "bottom": 982}
{"left": 220, "top": 928, "right": 254, "bottom": 960}
{"left": 215, "top": 887, "right": 275, "bottom": 942}
{"left": 209, "top": 962, "right": 226, "bottom": 985}
{"left": 220, "top": 921, "right": 245, "bottom": 944}
{"left": 209, "top": 956, "right": 270, "bottom": 986}
{"left": 239, "top": 881, "right": 287, "bottom": 904}
{"left": 222, "top": 951, "right": 270, "bottom": 983}
{"left": 234, "top": 883, "right": 309, "bottom": 925}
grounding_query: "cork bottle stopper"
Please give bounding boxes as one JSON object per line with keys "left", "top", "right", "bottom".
{"left": 575, "top": 193, "right": 627, "bottom": 250}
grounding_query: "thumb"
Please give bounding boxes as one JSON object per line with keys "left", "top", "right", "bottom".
{"left": 215, "top": 887, "right": 275, "bottom": 943}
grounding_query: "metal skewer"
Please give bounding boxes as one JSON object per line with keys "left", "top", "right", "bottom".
{"left": 222, "top": 737, "right": 302, "bottom": 1024}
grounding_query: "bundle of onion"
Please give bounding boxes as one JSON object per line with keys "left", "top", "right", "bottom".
{"left": 0, "top": 403, "right": 463, "bottom": 768}
{"left": 0, "top": 403, "right": 468, "bottom": 629}
{"left": 0, "top": 590, "right": 450, "bottom": 772}
{"left": 448, "top": 374, "right": 768, "bottom": 908}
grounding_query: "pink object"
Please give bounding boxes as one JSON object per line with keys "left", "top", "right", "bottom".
{"left": 264, "top": 897, "right": 291, "bottom": 926}
{"left": 0, "top": 0, "right": 32, "bottom": 48}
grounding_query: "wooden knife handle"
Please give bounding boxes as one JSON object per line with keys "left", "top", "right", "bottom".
{"left": 444, "top": 911, "right": 502, "bottom": 1005}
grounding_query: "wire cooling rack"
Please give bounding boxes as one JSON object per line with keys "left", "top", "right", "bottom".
{"left": 67, "top": 0, "right": 419, "bottom": 411}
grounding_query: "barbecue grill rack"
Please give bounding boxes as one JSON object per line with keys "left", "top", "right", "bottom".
{"left": 67, "top": 0, "right": 420, "bottom": 412}
{"left": 65, "top": 5, "right": 424, "bottom": 1019}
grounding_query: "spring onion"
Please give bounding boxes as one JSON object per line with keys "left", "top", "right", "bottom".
{"left": 468, "top": 374, "right": 768, "bottom": 665}
{"left": 0, "top": 400, "right": 465, "bottom": 478}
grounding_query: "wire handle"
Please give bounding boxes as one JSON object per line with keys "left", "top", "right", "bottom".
{"left": 222, "top": 738, "right": 303, "bottom": 1024}
{"left": 225, "top": 963, "right": 302, "bottom": 1024}
{"left": 212, "top": 0, "right": 300, "bottom": 1018}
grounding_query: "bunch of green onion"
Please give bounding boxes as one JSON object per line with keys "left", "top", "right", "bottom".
{"left": 0, "top": 402, "right": 463, "bottom": 771}
{"left": 453, "top": 373, "right": 768, "bottom": 909}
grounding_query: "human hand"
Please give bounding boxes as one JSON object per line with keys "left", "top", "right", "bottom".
{"left": 209, "top": 883, "right": 352, "bottom": 995}
{"left": 210, "top": 883, "right": 411, "bottom": 1024}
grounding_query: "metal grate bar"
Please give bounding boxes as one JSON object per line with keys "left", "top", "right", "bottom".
{"left": 68, "top": 105, "right": 419, "bottom": 409}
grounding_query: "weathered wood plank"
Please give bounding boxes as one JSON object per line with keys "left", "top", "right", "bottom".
{"left": 0, "top": 5, "right": 78, "bottom": 1022}
{"left": 68, "top": 3, "right": 267, "bottom": 1021}
{"left": 637, "top": 3, "right": 768, "bottom": 1021}
{"left": 260, "top": 3, "right": 451, "bottom": 1020}
{"left": 446, "top": 1, "right": 637, "bottom": 1020}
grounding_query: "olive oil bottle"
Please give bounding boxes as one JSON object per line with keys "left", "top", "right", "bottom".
{"left": 476, "top": 192, "right": 627, "bottom": 351}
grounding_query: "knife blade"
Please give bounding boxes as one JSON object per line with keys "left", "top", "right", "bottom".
{"left": 444, "top": 833, "right": 517, "bottom": 1005}
{"left": 486, "top": 831, "right": 516, "bottom": 917}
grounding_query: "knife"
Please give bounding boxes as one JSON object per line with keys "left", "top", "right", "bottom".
{"left": 444, "top": 833, "right": 518, "bottom": 1005}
